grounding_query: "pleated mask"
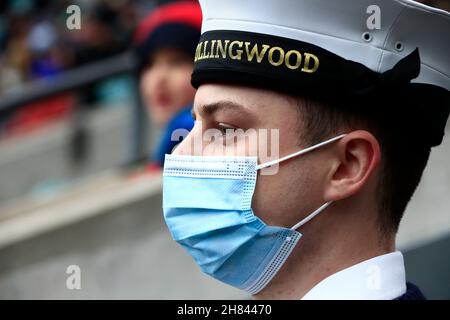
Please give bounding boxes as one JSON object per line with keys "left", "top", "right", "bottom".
{"left": 162, "top": 134, "right": 345, "bottom": 294}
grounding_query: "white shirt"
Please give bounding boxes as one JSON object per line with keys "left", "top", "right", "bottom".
{"left": 302, "top": 251, "right": 407, "bottom": 300}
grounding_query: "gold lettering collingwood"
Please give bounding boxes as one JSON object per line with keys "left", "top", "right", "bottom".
{"left": 194, "top": 39, "right": 319, "bottom": 73}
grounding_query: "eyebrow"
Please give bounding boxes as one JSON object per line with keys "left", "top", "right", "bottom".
{"left": 192, "top": 100, "right": 255, "bottom": 120}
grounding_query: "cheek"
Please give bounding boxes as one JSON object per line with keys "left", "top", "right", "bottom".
{"left": 139, "top": 72, "right": 167, "bottom": 125}
{"left": 139, "top": 71, "right": 154, "bottom": 101}
{"left": 251, "top": 160, "right": 318, "bottom": 227}
{"left": 168, "top": 67, "right": 196, "bottom": 104}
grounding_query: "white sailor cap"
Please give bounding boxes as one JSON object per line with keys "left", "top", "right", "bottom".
{"left": 191, "top": 0, "right": 450, "bottom": 147}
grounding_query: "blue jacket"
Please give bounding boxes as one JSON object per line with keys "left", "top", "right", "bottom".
{"left": 152, "top": 105, "right": 194, "bottom": 166}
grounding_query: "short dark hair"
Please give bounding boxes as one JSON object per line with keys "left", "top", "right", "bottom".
{"left": 296, "top": 94, "right": 431, "bottom": 235}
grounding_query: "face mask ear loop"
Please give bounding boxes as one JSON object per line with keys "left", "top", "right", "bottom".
{"left": 255, "top": 134, "right": 347, "bottom": 171}
{"left": 290, "top": 201, "right": 333, "bottom": 231}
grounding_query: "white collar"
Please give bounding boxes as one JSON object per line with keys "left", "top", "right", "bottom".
{"left": 302, "top": 251, "right": 407, "bottom": 300}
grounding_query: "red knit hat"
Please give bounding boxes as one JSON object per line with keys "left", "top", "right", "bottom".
{"left": 134, "top": 1, "right": 202, "bottom": 69}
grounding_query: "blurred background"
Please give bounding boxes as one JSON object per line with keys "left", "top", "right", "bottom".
{"left": 0, "top": 0, "right": 448, "bottom": 299}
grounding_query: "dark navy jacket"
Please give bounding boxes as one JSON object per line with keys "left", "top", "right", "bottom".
{"left": 395, "top": 283, "right": 426, "bottom": 300}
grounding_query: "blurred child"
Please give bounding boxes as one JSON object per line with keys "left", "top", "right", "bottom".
{"left": 134, "top": 1, "right": 201, "bottom": 168}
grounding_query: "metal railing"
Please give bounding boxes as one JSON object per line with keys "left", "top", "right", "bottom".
{"left": 0, "top": 51, "right": 148, "bottom": 166}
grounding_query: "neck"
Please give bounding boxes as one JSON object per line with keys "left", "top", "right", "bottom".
{"left": 253, "top": 199, "right": 395, "bottom": 299}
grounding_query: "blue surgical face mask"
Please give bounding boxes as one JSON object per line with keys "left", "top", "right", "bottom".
{"left": 162, "top": 134, "right": 346, "bottom": 294}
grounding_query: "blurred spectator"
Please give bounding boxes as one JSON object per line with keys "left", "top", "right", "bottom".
{"left": 134, "top": 1, "right": 201, "bottom": 168}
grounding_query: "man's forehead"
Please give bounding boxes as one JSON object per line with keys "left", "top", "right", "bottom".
{"left": 193, "top": 84, "right": 296, "bottom": 117}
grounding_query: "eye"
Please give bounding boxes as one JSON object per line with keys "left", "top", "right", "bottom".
{"left": 217, "top": 122, "right": 237, "bottom": 136}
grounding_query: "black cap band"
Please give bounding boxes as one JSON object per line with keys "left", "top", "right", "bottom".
{"left": 191, "top": 30, "right": 449, "bottom": 147}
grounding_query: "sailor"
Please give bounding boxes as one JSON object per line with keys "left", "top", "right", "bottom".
{"left": 162, "top": 0, "right": 449, "bottom": 299}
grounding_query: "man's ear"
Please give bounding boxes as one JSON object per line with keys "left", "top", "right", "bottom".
{"left": 324, "top": 130, "right": 381, "bottom": 201}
